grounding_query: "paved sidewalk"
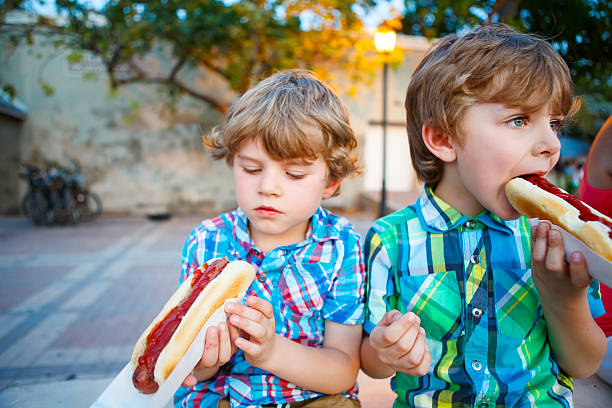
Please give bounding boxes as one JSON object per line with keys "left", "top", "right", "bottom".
{"left": 0, "top": 213, "right": 610, "bottom": 407}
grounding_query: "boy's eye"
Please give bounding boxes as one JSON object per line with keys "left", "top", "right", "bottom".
{"left": 508, "top": 116, "right": 527, "bottom": 128}
{"left": 550, "top": 120, "right": 561, "bottom": 132}
{"left": 286, "top": 171, "right": 306, "bottom": 180}
{"left": 243, "top": 167, "right": 261, "bottom": 174}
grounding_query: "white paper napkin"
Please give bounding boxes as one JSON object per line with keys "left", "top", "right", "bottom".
{"left": 527, "top": 218, "right": 612, "bottom": 287}
{"left": 91, "top": 296, "right": 243, "bottom": 408}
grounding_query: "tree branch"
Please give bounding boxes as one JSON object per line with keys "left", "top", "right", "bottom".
{"left": 111, "top": 74, "right": 228, "bottom": 114}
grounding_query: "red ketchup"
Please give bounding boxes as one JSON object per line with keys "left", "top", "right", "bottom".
{"left": 132, "top": 257, "right": 230, "bottom": 394}
{"left": 522, "top": 175, "right": 612, "bottom": 239}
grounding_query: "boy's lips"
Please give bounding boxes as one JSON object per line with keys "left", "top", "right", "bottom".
{"left": 254, "top": 206, "right": 282, "bottom": 216}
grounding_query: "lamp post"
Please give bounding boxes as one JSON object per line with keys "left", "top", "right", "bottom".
{"left": 374, "top": 27, "right": 396, "bottom": 218}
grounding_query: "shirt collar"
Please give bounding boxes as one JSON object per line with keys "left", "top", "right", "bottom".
{"left": 232, "top": 206, "right": 339, "bottom": 257}
{"left": 416, "top": 185, "right": 513, "bottom": 234}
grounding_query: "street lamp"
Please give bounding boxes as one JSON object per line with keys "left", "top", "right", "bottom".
{"left": 374, "top": 26, "right": 396, "bottom": 218}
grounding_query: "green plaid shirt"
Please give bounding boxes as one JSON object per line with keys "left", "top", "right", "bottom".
{"left": 363, "top": 186, "right": 603, "bottom": 408}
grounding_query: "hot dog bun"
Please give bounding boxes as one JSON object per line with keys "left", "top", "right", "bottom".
{"left": 505, "top": 176, "right": 612, "bottom": 262}
{"left": 130, "top": 258, "right": 255, "bottom": 393}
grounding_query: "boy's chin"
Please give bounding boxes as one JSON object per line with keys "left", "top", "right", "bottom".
{"left": 495, "top": 206, "right": 522, "bottom": 221}
{"left": 492, "top": 195, "right": 523, "bottom": 220}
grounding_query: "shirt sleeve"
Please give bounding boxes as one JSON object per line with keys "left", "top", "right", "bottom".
{"left": 588, "top": 279, "right": 605, "bottom": 318}
{"left": 180, "top": 225, "right": 202, "bottom": 285}
{"left": 321, "top": 229, "right": 366, "bottom": 325}
{"left": 363, "top": 227, "right": 396, "bottom": 333}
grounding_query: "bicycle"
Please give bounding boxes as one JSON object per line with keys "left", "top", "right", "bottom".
{"left": 64, "top": 159, "right": 102, "bottom": 221}
{"left": 19, "top": 163, "right": 52, "bottom": 225}
{"left": 20, "top": 159, "right": 102, "bottom": 225}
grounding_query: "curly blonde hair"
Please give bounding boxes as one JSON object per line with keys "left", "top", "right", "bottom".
{"left": 204, "top": 70, "right": 361, "bottom": 196}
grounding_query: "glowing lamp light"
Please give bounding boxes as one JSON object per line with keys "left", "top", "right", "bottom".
{"left": 374, "top": 29, "right": 397, "bottom": 53}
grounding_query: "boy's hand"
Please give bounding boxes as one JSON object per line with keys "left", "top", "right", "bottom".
{"left": 181, "top": 322, "right": 239, "bottom": 387}
{"left": 531, "top": 222, "right": 593, "bottom": 303}
{"left": 369, "top": 310, "right": 431, "bottom": 376}
{"left": 225, "top": 295, "right": 277, "bottom": 367}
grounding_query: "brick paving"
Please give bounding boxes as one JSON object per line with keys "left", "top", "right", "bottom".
{"left": 0, "top": 213, "right": 378, "bottom": 388}
{"left": 0, "top": 213, "right": 610, "bottom": 407}
{"left": 0, "top": 215, "right": 201, "bottom": 391}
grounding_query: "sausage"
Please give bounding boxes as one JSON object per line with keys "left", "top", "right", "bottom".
{"left": 130, "top": 257, "right": 255, "bottom": 393}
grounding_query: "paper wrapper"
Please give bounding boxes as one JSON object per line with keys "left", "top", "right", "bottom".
{"left": 528, "top": 218, "right": 612, "bottom": 287}
{"left": 91, "top": 296, "right": 244, "bottom": 408}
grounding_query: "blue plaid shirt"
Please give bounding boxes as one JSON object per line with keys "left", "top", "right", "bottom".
{"left": 364, "top": 186, "right": 603, "bottom": 407}
{"left": 174, "top": 207, "right": 365, "bottom": 408}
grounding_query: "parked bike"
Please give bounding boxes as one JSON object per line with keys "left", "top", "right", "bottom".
{"left": 63, "top": 159, "right": 102, "bottom": 222}
{"left": 19, "top": 163, "right": 51, "bottom": 225}
{"left": 20, "top": 159, "right": 102, "bottom": 225}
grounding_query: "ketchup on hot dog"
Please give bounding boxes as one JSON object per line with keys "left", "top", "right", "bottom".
{"left": 132, "top": 258, "right": 230, "bottom": 394}
{"left": 522, "top": 175, "right": 612, "bottom": 239}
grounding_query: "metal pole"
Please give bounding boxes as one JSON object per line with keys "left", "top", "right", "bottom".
{"left": 379, "top": 62, "right": 388, "bottom": 218}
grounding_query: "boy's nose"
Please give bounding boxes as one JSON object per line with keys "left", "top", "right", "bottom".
{"left": 258, "top": 171, "right": 281, "bottom": 196}
{"left": 533, "top": 125, "right": 561, "bottom": 158}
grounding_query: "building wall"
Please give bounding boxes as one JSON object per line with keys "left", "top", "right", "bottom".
{"left": 0, "top": 116, "right": 23, "bottom": 214}
{"left": 0, "top": 34, "right": 430, "bottom": 215}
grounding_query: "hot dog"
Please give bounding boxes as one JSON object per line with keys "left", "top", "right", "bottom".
{"left": 130, "top": 257, "right": 255, "bottom": 394}
{"left": 505, "top": 175, "right": 612, "bottom": 262}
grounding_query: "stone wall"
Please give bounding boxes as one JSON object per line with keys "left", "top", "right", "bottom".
{"left": 0, "top": 33, "right": 429, "bottom": 216}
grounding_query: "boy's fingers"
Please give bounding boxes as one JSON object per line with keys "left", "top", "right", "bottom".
{"left": 201, "top": 326, "right": 220, "bottom": 367}
{"left": 217, "top": 323, "right": 232, "bottom": 363}
{"left": 182, "top": 373, "right": 197, "bottom": 388}
{"left": 227, "top": 298, "right": 270, "bottom": 323}
{"left": 381, "top": 321, "right": 421, "bottom": 361}
{"left": 229, "top": 314, "right": 266, "bottom": 340}
{"left": 397, "top": 328, "right": 430, "bottom": 376}
{"left": 412, "top": 344, "right": 432, "bottom": 377}
{"left": 544, "top": 229, "right": 566, "bottom": 275}
{"left": 568, "top": 251, "right": 592, "bottom": 288}
{"left": 531, "top": 222, "right": 550, "bottom": 263}
{"left": 234, "top": 336, "right": 260, "bottom": 356}
{"left": 246, "top": 296, "right": 274, "bottom": 319}
{"left": 379, "top": 310, "right": 403, "bottom": 326}
{"left": 228, "top": 321, "right": 241, "bottom": 349}
{"left": 371, "top": 312, "right": 419, "bottom": 348}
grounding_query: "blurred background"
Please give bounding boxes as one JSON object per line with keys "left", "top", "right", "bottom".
{"left": 1, "top": 0, "right": 610, "bottom": 220}
{"left": 1, "top": 2, "right": 611, "bottom": 407}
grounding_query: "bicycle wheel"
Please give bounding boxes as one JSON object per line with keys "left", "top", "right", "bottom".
{"left": 88, "top": 192, "right": 102, "bottom": 216}
{"left": 23, "top": 191, "right": 48, "bottom": 225}
{"left": 78, "top": 191, "right": 102, "bottom": 221}
{"left": 64, "top": 190, "right": 80, "bottom": 224}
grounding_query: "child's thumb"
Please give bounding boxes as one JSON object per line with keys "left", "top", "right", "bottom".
{"left": 382, "top": 309, "right": 403, "bottom": 326}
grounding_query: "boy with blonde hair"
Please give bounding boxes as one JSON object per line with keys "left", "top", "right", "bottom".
{"left": 176, "top": 70, "right": 365, "bottom": 407}
{"left": 360, "top": 24, "right": 606, "bottom": 407}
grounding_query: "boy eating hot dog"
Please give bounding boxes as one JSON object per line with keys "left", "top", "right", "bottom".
{"left": 360, "top": 24, "right": 606, "bottom": 407}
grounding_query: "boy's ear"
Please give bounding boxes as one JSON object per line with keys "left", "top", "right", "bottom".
{"left": 422, "top": 123, "right": 457, "bottom": 162}
{"left": 322, "top": 178, "right": 341, "bottom": 199}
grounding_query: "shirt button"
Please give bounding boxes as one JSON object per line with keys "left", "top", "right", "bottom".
{"left": 466, "top": 220, "right": 476, "bottom": 229}
{"left": 472, "top": 308, "right": 483, "bottom": 319}
{"left": 471, "top": 360, "right": 482, "bottom": 371}
{"left": 470, "top": 254, "right": 480, "bottom": 264}
{"left": 258, "top": 274, "right": 266, "bottom": 282}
